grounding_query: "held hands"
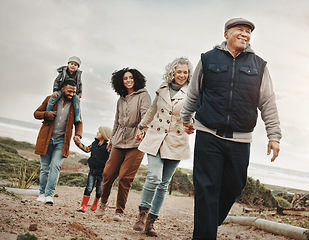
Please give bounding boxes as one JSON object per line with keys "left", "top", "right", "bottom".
{"left": 73, "top": 135, "right": 81, "bottom": 145}
{"left": 78, "top": 93, "right": 82, "bottom": 98}
{"left": 267, "top": 141, "right": 280, "bottom": 162}
{"left": 107, "top": 142, "right": 112, "bottom": 152}
{"left": 135, "top": 129, "right": 145, "bottom": 141}
{"left": 52, "top": 91, "right": 59, "bottom": 98}
{"left": 183, "top": 122, "right": 195, "bottom": 135}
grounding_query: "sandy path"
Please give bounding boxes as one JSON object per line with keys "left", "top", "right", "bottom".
{"left": 0, "top": 186, "right": 291, "bottom": 240}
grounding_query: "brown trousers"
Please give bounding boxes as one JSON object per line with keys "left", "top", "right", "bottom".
{"left": 101, "top": 147, "right": 144, "bottom": 213}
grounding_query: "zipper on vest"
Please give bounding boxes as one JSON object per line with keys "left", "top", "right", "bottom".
{"left": 225, "top": 58, "right": 236, "bottom": 136}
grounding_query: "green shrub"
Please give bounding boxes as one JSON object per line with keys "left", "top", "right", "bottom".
{"left": 275, "top": 196, "right": 291, "bottom": 208}
{"left": 0, "top": 137, "right": 35, "bottom": 150}
{"left": 274, "top": 192, "right": 294, "bottom": 203}
{"left": 131, "top": 177, "right": 146, "bottom": 191}
{"left": 58, "top": 172, "right": 87, "bottom": 187}
{"left": 0, "top": 142, "right": 40, "bottom": 182}
{"left": 169, "top": 168, "right": 194, "bottom": 195}
{"left": 0, "top": 143, "right": 18, "bottom": 154}
{"left": 237, "top": 177, "right": 278, "bottom": 208}
{"left": 17, "top": 232, "right": 38, "bottom": 240}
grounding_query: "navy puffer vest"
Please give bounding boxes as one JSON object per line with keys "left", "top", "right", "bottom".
{"left": 195, "top": 48, "right": 266, "bottom": 136}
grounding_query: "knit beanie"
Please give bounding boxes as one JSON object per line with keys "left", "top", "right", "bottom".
{"left": 99, "top": 126, "right": 112, "bottom": 141}
{"left": 68, "top": 56, "right": 81, "bottom": 67}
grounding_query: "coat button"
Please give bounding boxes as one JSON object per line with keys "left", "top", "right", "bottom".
{"left": 151, "top": 125, "right": 153, "bottom": 128}
{"left": 169, "top": 111, "right": 172, "bottom": 115}
{"left": 166, "top": 120, "right": 170, "bottom": 124}
{"left": 159, "top": 119, "right": 162, "bottom": 122}
{"left": 157, "top": 128, "right": 160, "bottom": 131}
{"left": 177, "top": 130, "right": 180, "bottom": 134}
{"left": 165, "top": 129, "right": 168, "bottom": 133}
{"left": 161, "top": 109, "right": 164, "bottom": 112}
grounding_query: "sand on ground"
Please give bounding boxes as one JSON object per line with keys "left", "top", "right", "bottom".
{"left": 0, "top": 186, "right": 293, "bottom": 240}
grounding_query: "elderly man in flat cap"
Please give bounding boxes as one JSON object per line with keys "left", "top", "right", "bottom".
{"left": 181, "top": 17, "right": 281, "bottom": 239}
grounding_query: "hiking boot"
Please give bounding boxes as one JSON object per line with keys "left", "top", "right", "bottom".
{"left": 133, "top": 206, "right": 150, "bottom": 231}
{"left": 145, "top": 213, "right": 158, "bottom": 237}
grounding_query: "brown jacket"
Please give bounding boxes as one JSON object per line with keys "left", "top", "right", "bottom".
{"left": 138, "top": 82, "right": 190, "bottom": 160}
{"left": 34, "top": 96, "right": 83, "bottom": 158}
{"left": 110, "top": 88, "right": 151, "bottom": 149}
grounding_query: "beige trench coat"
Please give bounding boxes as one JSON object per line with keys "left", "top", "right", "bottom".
{"left": 138, "top": 82, "right": 190, "bottom": 160}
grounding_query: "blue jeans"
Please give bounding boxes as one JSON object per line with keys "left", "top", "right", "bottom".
{"left": 39, "top": 138, "right": 65, "bottom": 197}
{"left": 83, "top": 171, "right": 103, "bottom": 199}
{"left": 140, "top": 152, "right": 180, "bottom": 216}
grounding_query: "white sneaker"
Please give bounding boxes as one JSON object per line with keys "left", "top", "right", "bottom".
{"left": 45, "top": 196, "right": 54, "bottom": 205}
{"left": 36, "top": 194, "right": 46, "bottom": 203}
{"left": 113, "top": 212, "right": 124, "bottom": 221}
{"left": 96, "top": 202, "right": 107, "bottom": 217}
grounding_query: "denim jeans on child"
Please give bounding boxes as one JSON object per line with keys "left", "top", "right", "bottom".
{"left": 83, "top": 171, "right": 103, "bottom": 199}
{"left": 140, "top": 152, "right": 180, "bottom": 216}
{"left": 39, "top": 138, "right": 65, "bottom": 197}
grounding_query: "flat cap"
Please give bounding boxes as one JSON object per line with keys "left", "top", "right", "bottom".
{"left": 224, "top": 17, "right": 255, "bottom": 31}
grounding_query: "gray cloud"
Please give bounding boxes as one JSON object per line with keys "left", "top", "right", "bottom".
{"left": 0, "top": 0, "right": 308, "bottom": 171}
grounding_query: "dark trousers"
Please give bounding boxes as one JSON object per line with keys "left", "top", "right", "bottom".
{"left": 193, "top": 131, "right": 250, "bottom": 240}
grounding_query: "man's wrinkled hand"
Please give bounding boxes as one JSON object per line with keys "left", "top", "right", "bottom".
{"left": 267, "top": 141, "right": 280, "bottom": 162}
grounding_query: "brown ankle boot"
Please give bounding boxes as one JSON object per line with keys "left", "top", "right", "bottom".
{"left": 133, "top": 206, "right": 150, "bottom": 231}
{"left": 145, "top": 213, "right": 158, "bottom": 237}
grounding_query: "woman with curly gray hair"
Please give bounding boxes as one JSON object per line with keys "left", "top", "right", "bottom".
{"left": 132, "top": 57, "right": 193, "bottom": 237}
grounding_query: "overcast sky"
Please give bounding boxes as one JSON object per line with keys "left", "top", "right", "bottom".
{"left": 0, "top": 0, "right": 309, "bottom": 172}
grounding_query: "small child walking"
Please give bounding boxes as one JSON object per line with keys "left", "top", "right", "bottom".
{"left": 46, "top": 56, "right": 83, "bottom": 122}
{"left": 75, "top": 126, "right": 112, "bottom": 212}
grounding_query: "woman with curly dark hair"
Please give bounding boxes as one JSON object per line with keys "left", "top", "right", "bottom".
{"left": 96, "top": 68, "right": 151, "bottom": 222}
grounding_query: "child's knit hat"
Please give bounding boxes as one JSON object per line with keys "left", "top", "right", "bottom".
{"left": 68, "top": 56, "right": 81, "bottom": 67}
{"left": 99, "top": 126, "right": 112, "bottom": 141}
